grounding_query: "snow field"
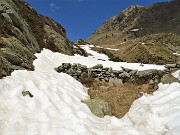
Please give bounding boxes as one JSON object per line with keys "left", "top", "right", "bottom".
{"left": 0, "top": 45, "right": 179, "bottom": 135}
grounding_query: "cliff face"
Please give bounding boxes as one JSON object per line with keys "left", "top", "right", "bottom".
{"left": 0, "top": 0, "right": 76, "bottom": 78}
{"left": 87, "top": 0, "right": 180, "bottom": 45}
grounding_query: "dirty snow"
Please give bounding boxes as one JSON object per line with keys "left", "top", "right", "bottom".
{"left": 0, "top": 44, "right": 180, "bottom": 135}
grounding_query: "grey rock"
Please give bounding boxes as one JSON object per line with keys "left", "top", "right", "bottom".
{"left": 177, "top": 61, "right": 180, "bottom": 65}
{"left": 92, "top": 64, "right": 103, "bottom": 69}
{"left": 129, "top": 70, "right": 138, "bottom": 76}
{"left": 62, "top": 63, "right": 71, "bottom": 69}
{"left": 140, "top": 63, "right": 144, "bottom": 67}
{"left": 161, "top": 74, "right": 180, "bottom": 84}
{"left": 138, "top": 92, "right": 144, "bottom": 98}
{"left": 176, "top": 61, "right": 180, "bottom": 68}
{"left": 108, "top": 67, "right": 112, "bottom": 72}
{"left": 121, "top": 67, "right": 132, "bottom": 73}
{"left": 80, "top": 65, "right": 87, "bottom": 70}
{"left": 91, "top": 69, "right": 102, "bottom": 72}
{"left": 136, "top": 69, "right": 161, "bottom": 78}
{"left": 119, "top": 72, "right": 130, "bottom": 78}
{"left": 71, "top": 63, "right": 77, "bottom": 68}
{"left": 83, "top": 98, "right": 111, "bottom": 118}
{"left": 104, "top": 77, "right": 109, "bottom": 82}
{"left": 149, "top": 79, "right": 154, "bottom": 85}
{"left": 57, "top": 65, "right": 64, "bottom": 72}
{"left": 153, "top": 85, "right": 159, "bottom": 91}
{"left": 91, "top": 72, "right": 98, "bottom": 78}
{"left": 81, "top": 72, "right": 88, "bottom": 78}
{"left": 102, "top": 67, "right": 109, "bottom": 71}
{"left": 67, "top": 68, "right": 75, "bottom": 74}
{"left": 105, "top": 71, "right": 110, "bottom": 75}
{"left": 76, "top": 70, "right": 82, "bottom": 75}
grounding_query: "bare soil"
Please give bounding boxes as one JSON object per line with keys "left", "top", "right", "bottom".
{"left": 81, "top": 78, "right": 157, "bottom": 118}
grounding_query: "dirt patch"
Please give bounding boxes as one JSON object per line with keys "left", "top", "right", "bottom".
{"left": 81, "top": 78, "right": 157, "bottom": 118}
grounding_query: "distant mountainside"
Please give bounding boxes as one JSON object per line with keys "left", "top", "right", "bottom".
{"left": 87, "top": 0, "right": 180, "bottom": 65}
{"left": 0, "top": 0, "right": 85, "bottom": 78}
{"left": 87, "top": 0, "right": 180, "bottom": 45}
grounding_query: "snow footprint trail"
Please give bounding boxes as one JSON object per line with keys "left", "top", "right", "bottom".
{"left": 0, "top": 48, "right": 180, "bottom": 135}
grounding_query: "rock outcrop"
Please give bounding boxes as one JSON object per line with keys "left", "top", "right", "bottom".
{"left": 0, "top": 0, "right": 83, "bottom": 78}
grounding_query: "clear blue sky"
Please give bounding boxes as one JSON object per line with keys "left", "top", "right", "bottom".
{"left": 24, "top": 0, "right": 168, "bottom": 42}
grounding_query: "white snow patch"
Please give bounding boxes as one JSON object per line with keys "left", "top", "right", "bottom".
{"left": 130, "top": 29, "right": 139, "bottom": 32}
{"left": 95, "top": 46, "right": 119, "bottom": 51}
{"left": 142, "top": 42, "right": 145, "bottom": 45}
{"left": 0, "top": 46, "right": 180, "bottom": 135}
{"left": 106, "top": 48, "right": 119, "bottom": 51}
{"left": 173, "top": 53, "right": 180, "bottom": 56}
{"left": 172, "top": 70, "right": 180, "bottom": 80}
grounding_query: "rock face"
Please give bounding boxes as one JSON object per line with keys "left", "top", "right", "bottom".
{"left": 55, "top": 63, "right": 166, "bottom": 84}
{"left": 0, "top": 0, "right": 81, "bottom": 78}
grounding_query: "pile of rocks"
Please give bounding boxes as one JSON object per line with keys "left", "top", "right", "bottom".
{"left": 55, "top": 63, "right": 165, "bottom": 84}
{"left": 74, "top": 39, "right": 89, "bottom": 45}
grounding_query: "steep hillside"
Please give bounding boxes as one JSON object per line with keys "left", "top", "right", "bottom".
{"left": 0, "top": 0, "right": 80, "bottom": 78}
{"left": 87, "top": 0, "right": 180, "bottom": 65}
{"left": 87, "top": 0, "right": 180, "bottom": 45}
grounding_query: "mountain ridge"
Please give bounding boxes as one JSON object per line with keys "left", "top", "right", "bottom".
{"left": 87, "top": 0, "right": 180, "bottom": 44}
{"left": 0, "top": 0, "right": 86, "bottom": 78}
{"left": 86, "top": 0, "right": 180, "bottom": 65}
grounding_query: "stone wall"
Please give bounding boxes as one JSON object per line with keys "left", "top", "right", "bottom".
{"left": 55, "top": 63, "right": 166, "bottom": 84}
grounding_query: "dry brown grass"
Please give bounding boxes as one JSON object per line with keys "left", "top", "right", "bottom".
{"left": 81, "top": 79, "right": 157, "bottom": 118}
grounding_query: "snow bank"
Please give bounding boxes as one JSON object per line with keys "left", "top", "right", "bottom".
{"left": 34, "top": 45, "right": 165, "bottom": 72}
{"left": 0, "top": 46, "right": 180, "bottom": 135}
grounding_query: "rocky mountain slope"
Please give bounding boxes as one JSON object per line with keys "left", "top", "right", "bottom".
{"left": 0, "top": 0, "right": 85, "bottom": 78}
{"left": 87, "top": 0, "right": 180, "bottom": 44}
{"left": 87, "top": 0, "right": 180, "bottom": 65}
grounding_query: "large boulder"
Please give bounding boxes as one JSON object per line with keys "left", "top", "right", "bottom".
{"left": 82, "top": 98, "right": 112, "bottom": 118}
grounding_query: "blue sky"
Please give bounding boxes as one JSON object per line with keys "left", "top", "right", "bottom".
{"left": 24, "top": 0, "right": 168, "bottom": 41}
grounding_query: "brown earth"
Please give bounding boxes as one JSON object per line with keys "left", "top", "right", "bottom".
{"left": 91, "top": 40, "right": 179, "bottom": 65}
{"left": 81, "top": 78, "right": 158, "bottom": 118}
